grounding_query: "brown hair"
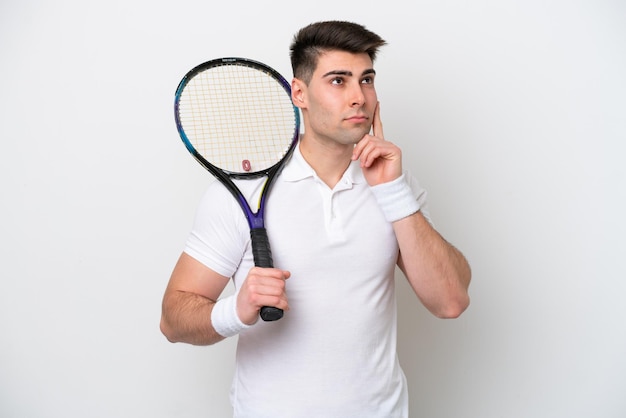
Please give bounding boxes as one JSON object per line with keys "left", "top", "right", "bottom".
{"left": 289, "top": 21, "right": 387, "bottom": 84}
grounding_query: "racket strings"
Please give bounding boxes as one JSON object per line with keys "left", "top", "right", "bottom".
{"left": 178, "top": 64, "right": 297, "bottom": 174}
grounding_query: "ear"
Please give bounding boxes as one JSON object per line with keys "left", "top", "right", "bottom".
{"left": 291, "top": 78, "right": 306, "bottom": 108}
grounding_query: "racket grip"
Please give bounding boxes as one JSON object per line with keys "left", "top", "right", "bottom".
{"left": 250, "top": 228, "right": 284, "bottom": 322}
{"left": 260, "top": 306, "right": 284, "bottom": 321}
{"left": 250, "top": 228, "right": 274, "bottom": 268}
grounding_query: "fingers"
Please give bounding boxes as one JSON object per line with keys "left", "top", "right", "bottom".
{"left": 353, "top": 101, "right": 384, "bottom": 162}
{"left": 353, "top": 134, "right": 399, "bottom": 169}
{"left": 354, "top": 138, "right": 385, "bottom": 168}
{"left": 371, "top": 101, "right": 384, "bottom": 139}
{"left": 237, "top": 267, "right": 290, "bottom": 324}
{"left": 351, "top": 101, "right": 403, "bottom": 185}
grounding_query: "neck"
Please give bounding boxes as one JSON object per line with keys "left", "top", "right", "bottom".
{"left": 299, "top": 134, "right": 353, "bottom": 188}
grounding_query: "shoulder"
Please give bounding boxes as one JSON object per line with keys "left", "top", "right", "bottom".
{"left": 197, "top": 178, "right": 262, "bottom": 212}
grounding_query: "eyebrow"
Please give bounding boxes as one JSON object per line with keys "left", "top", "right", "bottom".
{"left": 322, "top": 68, "right": 377, "bottom": 78}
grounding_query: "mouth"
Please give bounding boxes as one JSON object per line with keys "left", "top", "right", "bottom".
{"left": 345, "top": 114, "right": 369, "bottom": 123}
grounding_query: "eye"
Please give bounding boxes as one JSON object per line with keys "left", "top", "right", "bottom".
{"left": 331, "top": 77, "right": 344, "bottom": 85}
{"left": 361, "top": 76, "right": 374, "bottom": 85}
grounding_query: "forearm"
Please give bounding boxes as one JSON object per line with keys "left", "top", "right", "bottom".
{"left": 160, "top": 290, "right": 225, "bottom": 346}
{"left": 395, "top": 211, "right": 471, "bottom": 318}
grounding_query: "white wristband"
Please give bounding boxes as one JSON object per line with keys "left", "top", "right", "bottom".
{"left": 211, "top": 294, "right": 251, "bottom": 338}
{"left": 370, "top": 174, "right": 421, "bottom": 223}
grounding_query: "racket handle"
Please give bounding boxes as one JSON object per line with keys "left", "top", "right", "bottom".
{"left": 260, "top": 306, "right": 284, "bottom": 321}
{"left": 250, "top": 227, "right": 274, "bottom": 268}
{"left": 250, "top": 228, "right": 284, "bottom": 322}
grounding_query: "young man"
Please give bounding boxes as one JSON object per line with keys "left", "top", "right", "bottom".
{"left": 161, "top": 20, "right": 471, "bottom": 417}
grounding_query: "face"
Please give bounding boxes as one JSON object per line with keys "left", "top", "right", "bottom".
{"left": 292, "top": 50, "right": 378, "bottom": 147}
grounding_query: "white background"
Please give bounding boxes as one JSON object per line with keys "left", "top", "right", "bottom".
{"left": 1, "top": 1, "right": 625, "bottom": 417}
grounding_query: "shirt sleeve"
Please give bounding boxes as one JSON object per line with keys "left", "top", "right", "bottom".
{"left": 183, "top": 180, "right": 249, "bottom": 278}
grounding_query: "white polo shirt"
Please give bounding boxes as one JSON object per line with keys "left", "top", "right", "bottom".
{"left": 184, "top": 144, "right": 429, "bottom": 418}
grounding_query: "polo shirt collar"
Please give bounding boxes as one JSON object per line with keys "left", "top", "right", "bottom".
{"left": 282, "top": 140, "right": 365, "bottom": 185}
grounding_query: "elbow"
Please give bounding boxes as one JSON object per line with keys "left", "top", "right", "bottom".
{"left": 433, "top": 293, "right": 470, "bottom": 319}
{"left": 160, "top": 293, "right": 186, "bottom": 343}
{"left": 437, "top": 266, "right": 471, "bottom": 318}
{"left": 160, "top": 316, "right": 180, "bottom": 343}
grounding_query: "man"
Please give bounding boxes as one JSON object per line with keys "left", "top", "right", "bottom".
{"left": 161, "top": 20, "right": 471, "bottom": 417}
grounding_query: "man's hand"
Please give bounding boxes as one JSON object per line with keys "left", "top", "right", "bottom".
{"left": 236, "top": 267, "right": 291, "bottom": 325}
{"left": 351, "top": 102, "right": 403, "bottom": 186}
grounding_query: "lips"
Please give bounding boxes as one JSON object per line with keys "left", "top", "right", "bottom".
{"left": 345, "top": 115, "right": 368, "bottom": 123}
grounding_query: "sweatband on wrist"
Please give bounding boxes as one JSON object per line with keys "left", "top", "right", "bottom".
{"left": 370, "top": 174, "right": 421, "bottom": 223}
{"left": 211, "top": 294, "right": 251, "bottom": 338}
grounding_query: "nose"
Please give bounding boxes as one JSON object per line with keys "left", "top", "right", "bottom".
{"left": 349, "top": 83, "right": 365, "bottom": 107}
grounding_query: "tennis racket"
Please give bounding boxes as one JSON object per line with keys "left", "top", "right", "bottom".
{"left": 174, "top": 57, "right": 300, "bottom": 321}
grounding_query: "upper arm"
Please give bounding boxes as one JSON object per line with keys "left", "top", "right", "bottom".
{"left": 164, "top": 252, "right": 231, "bottom": 303}
{"left": 160, "top": 252, "right": 233, "bottom": 345}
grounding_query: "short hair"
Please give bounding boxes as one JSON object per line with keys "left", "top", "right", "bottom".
{"left": 289, "top": 21, "right": 387, "bottom": 84}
